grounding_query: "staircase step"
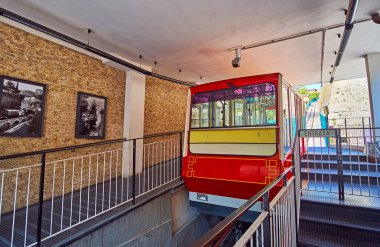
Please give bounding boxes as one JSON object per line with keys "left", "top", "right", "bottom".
{"left": 299, "top": 200, "right": 380, "bottom": 247}
{"left": 303, "top": 153, "right": 368, "bottom": 162}
{"left": 300, "top": 200, "right": 380, "bottom": 234}
{"left": 301, "top": 160, "right": 380, "bottom": 172}
{"left": 301, "top": 168, "right": 380, "bottom": 177}
{"left": 303, "top": 181, "right": 380, "bottom": 197}
{"left": 299, "top": 220, "right": 380, "bottom": 247}
{"left": 301, "top": 168, "right": 380, "bottom": 184}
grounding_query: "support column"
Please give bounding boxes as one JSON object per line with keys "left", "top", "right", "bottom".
{"left": 122, "top": 70, "right": 146, "bottom": 176}
{"left": 365, "top": 53, "right": 380, "bottom": 129}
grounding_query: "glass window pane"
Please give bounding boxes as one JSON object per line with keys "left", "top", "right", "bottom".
{"left": 191, "top": 82, "right": 276, "bottom": 128}
{"left": 191, "top": 107, "right": 200, "bottom": 128}
{"left": 200, "top": 103, "right": 210, "bottom": 127}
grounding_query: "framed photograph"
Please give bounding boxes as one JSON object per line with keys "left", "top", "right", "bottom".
{"left": 0, "top": 75, "right": 46, "bottom": 137}
{"left": 75, "top": 92, "right": 107, "bottom": 139}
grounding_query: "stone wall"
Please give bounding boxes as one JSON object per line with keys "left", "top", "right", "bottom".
{"left": 319, "top": 78, "right": 371, "bottom": 127}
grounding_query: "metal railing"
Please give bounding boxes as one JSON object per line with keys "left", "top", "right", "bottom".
{"left": 234, "top": 177, "right": 297, "bottom": 247}
{"left": 300, "top": 127, "right": 380, "bottom": 199}
{"left": 330, "top": 117, "right": 372, "bottom": 129}
{"left": 192, "top": 138, "right": 300, "bottom": 247}
{"left": 0, "top": 131, "right": 183, "bottom": 247}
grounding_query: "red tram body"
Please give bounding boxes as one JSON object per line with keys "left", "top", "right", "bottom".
{"left": 182, "top": 73, "right": 305, "bottom": 205}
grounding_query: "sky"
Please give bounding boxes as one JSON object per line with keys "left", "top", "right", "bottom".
{"left": 304, "top": 83, "right": 321, "bottom": 90}
{"left": 295, "top": 83, "right": 322, "bottom": 91}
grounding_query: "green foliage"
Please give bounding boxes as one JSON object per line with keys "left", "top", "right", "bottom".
{"left": 266, "top": 109, "right": 276, "bottom": 124}
{"left": 297, "top": 86, "right": 320, "bottom": 103}
{"left": 308, "top": 91, "right": 320, "bottom": 101}
{"left": 296, "top": 86, "right": 308, "bottom": 95}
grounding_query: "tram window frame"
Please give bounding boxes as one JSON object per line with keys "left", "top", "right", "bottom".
{"left": 190, "top": 82, "right": 277, "bottom": 129}
{"left": 282, "top": 84, "right": 291, "bottom": 153}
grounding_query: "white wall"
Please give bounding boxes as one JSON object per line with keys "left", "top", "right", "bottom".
{"left": 366, "top": 53, "right": 380, "bottom": 130}
{"left": 122, "top": 71, "right": 146, "bottom": 176}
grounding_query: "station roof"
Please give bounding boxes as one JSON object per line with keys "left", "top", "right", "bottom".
{"left": 1, "top": 0, "right": 379, "bottom": 85}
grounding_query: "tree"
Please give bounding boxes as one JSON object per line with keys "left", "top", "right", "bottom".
{"left": 309, "top": 91, "right": 320, "bottom": 101}
{"left": 296, "top": 86, "right": 308, "bottom": 95}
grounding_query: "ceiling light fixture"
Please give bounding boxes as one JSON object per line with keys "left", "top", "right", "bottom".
{"left": 231, "top": 47, "right": 242, "bottom": 68}
{"left": 232, "top": 46, "right": 241, "bottom": 68}
{"left": 371, "top": 13, "right": 380, "bottom": 24}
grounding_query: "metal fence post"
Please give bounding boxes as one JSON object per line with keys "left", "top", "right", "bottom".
{"left": 36, "top": 152, "right": 46, "bottom": 247}
{"left": 336, "top": 129, "right": 344, "bottom": 200}
{"left": 293, "top": 136, "right": 300, "bottom": 239}
{"left": 263, "top": 192, "right": 271, "bottom": 247}
{"left": 132, "top": 139, "right": 136, "bottom": 205}
{"left": 283, "top": 172, "right": 287, "bottom": 188}
{"left": 179, "top": 132, "right": 183, "bottom": 181}
{"left": 344, "top": 118, "right": 348, "bottom": 141}
{"left": 362, "top": 117, "right": 367, "bottom": 145}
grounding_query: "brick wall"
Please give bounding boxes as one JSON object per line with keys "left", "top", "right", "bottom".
{"left": 144, "top": 76, "right": 189, "bottom": 135}
{"left": 0, "top": 21, "right": 190, "bottom": 213}
{"left": 0, "top": 22, "right": 126, "bottom": 156}
{"left": 0, "top": 21, "right": 126, "bottom": 212}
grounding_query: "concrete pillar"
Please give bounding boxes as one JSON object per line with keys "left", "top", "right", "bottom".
{"left": 102, "top": 56, "right": 148, "bottom": 177}
{"left": 122, "top": 71, "right": 146, "bottom": 176}
{"left": 365, "top": 53, "right": 380, "bottom": 129}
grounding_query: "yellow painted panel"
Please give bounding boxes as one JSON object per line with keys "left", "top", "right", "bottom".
{"left": 189, "top": 128, "right": 276, "bottom": 144}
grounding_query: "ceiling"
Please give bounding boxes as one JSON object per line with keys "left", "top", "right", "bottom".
{"left": 0, "top": 0, "right": 380, "bottom": 85}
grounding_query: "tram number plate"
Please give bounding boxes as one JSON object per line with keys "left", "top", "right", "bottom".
{"left": 299, "top": 129, "right": 336, "bottom": 138}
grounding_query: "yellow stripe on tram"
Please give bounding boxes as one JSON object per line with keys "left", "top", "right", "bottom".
{"left": 189, "top": 128, "right": 276, "bottom": 144}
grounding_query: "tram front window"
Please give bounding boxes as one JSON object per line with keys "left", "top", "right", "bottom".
{"left": 191, "top": 83, "right": 277, "bottom": 128}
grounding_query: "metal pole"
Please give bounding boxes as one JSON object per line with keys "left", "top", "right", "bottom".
{"left": 36, "top": 153, "right": 46, "bottom": 247}
{"left": 292, "top": 164, "right": 300, "bottom": 242}
{"left": 179, "top": 133, "right": 183, "bottom": 181}
{"left": 336, "top": 130, "right": 345, "bottom": 200}
{"left": 263, "top": 192, "right": 271, "bottom": 247}
{"left": 283, "top": 172, "right": 287, "bottom": 187}
{"left": 132, "top": 139, "right": 136, "bottom": 205}
{"left": 362, "top": 117, "right": 367, "bottom": 145}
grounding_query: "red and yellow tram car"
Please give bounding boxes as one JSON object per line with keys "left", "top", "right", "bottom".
{"left": 182, "top": 73, "right": 305, "bottom": 209}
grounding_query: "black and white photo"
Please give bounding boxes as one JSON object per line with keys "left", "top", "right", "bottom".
{"left": 75, "top": 92, "right": 107, "bottom": 138}
{"left": 0, "top": 76, "right": 46, "bottom": 137}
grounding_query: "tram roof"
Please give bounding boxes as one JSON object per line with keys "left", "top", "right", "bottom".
{"left": 1, "top": 0, "right": 380, "bottom": 85}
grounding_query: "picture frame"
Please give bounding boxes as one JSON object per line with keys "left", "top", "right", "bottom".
{"left": 75, "top": 92, "right": 107, "bottom": 139}
{"left": 0, "top": 75, "right": 47, "bottom": 137}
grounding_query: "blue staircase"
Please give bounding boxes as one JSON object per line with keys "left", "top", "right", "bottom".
{"left": 298, "top": 150, "right": 380, "bottom": 247}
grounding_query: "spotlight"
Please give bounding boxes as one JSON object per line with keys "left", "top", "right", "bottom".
{"left": 232, "top": 47, "right": 242, "bottom": 68}
{"left": 371, "top": 13, "right": 380, "bottom": 24}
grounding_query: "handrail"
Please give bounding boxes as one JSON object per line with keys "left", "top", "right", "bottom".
{"left": 191, "top": 165, "right": 294, "bottom": 247}
{"left": 0, "top": 129, "right": 184, "bottom": 247}
{"left": 0, "top": 130, "right": 183, "bottom": 160}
